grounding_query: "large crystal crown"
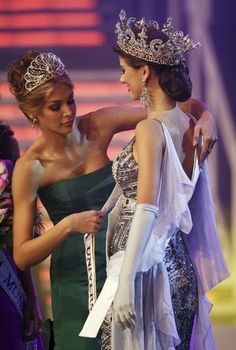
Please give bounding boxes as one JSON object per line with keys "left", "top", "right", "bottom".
{"left": 24, "top": 53, "right": 66, "bottom": 95}
{"left": 115, "top": 10, "right": 200, "bottom": 66}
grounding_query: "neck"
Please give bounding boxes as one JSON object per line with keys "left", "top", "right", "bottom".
{"left": 40, "top": 130, "right": 75, "bottom": 155}
{"left": 144, "top": 75, "right": 176, "bottom": 119}
{"left": 147, "top": 94, "right": 176, "bottom": 120}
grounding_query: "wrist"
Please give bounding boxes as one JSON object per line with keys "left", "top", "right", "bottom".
{"left": 60, "top": 216, "right": 74, "bottom": 237}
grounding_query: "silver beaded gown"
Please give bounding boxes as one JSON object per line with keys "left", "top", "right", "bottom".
{"left": 102, "top": 132, "right": 198, "bottom": 350}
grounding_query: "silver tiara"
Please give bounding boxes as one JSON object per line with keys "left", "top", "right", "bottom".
{"left": 115, "top": 10, "right": 200, "bottom": 66}
{"left": 24, "top": 53, "right": 66, "bottom": 95}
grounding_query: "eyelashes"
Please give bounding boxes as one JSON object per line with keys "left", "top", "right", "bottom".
{"left": 48, "top": 98, "right": 75, "bottom": 111}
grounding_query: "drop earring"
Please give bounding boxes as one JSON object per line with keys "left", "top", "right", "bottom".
{"left": 140, "top": 78, "right": 152, "bottom": 110}
{"left": 31, "top": 117, "right": 38, "bottom": 128}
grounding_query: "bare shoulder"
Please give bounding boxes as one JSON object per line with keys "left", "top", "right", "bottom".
{"left": 13, "top": 145, "right": 42, "bottom": 195}
{"left": 14, "top": 152, "right": 40, "bottom": 175}
{"left": 135, "top": 118, "right": 165, "bottom": 145}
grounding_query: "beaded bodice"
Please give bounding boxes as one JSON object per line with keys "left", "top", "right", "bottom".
{"left": 109, "top": 138, "right": 138, "bottom": 256}
{"left": 112, "top": 137, "right": 138, "bottom": 200}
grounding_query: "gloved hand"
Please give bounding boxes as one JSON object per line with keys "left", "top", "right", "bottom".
{"left": 112, "top": 203, "right": 159, "bottom": 328}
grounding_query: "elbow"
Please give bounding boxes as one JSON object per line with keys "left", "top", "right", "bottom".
{"left": 13, "top": 251, "right": 29, "bottom": 271}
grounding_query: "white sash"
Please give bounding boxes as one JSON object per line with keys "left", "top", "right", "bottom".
{"left": 84, "top": 233, "right": 97, "bottom": 311}
{"left": 79, "top": 250, "right": 124, "bottom": 337}
{"left": 83, "top": 184, "right": 122, "bottom": 311}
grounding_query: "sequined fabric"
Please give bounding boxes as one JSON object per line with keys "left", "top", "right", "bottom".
{"left": 101, "top": 311, "right": 112, "bottom": 350}
{"left": 109, "top": 137, "right": 137, "bottom": 256}
{"left": 164, "top": 231, "right": 198, "bottom": 350}
{"left": 103, "top": 136, "right": 198, "bottom": 350}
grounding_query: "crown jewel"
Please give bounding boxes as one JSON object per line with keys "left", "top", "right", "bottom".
{"left": 24, "top": 53, "right": 66, "bottom": 95}
{"left": 115, "top": 10, "right": 200, "bottom": 66}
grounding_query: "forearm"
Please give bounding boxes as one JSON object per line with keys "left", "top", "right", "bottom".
{"left": 14, "top": 208, "right": 102, "bottom": 270}
{"left": 14, "top": 216, "right": 71, "bottom": 270}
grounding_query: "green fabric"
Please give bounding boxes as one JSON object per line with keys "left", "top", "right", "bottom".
{"left": 38, "top": 163, "right": 115, "bottom": 350}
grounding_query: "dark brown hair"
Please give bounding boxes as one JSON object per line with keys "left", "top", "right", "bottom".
{"left": 0, "top": 121, "right": 19, "bottom": 163}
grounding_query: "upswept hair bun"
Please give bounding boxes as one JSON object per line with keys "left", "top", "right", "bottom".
{"left": 7, "top": 50, "right": 40, "bottom": 102}
{"left": 158, "top": 62, "right": 192, "bottom": 102}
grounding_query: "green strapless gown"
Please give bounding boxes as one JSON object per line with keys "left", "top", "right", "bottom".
{"left": 38, "top": 163, "right": 115, "bottom": 350}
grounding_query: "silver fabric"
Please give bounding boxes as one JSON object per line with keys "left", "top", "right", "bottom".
{"left": 103, "top": 131, "right": 198, "bottom": 349}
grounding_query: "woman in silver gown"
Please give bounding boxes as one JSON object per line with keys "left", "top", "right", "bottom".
{"left": 80, "top": 10, "right": 229, "bottom": 350}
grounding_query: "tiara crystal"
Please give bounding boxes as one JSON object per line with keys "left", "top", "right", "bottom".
{"left": 24, "top": 53, "right": 66, "bottom": 95}
{"left": 115, "top": 10, "right": 200, "bottom": 66}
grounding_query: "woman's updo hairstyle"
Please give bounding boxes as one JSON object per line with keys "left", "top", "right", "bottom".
{"left": 152, "top": 61, "right": 192, "bottom": 102}
{"left": 7, "top": 50, "right": 73, "bottom": 121}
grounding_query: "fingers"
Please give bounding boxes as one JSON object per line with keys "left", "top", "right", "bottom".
{"left": 114, "top": 310, "right": 136, "bottom": 329}
{"left": 198, "top": 136, "right": 210, "bottom": 166}
{"left": 71, "top": 210, "right": 105, "bottom": 234}
{"left": 114, "top": 313, "right": 126, "bottom": 330}
{"left": 93, "top": 211, "right": 104, "bottom": 231}
{"left": 198, "top": 139, "right": 217, "bottom": 167}
{"left": 96, "top": 210, "right": 105, "bottom": 218}
{"left": 94, "top": 211, "right": 104, "bottom": 228}
{"left": 193, "top": 124, "right": 217, "bottom": 166}
{"left": 193, "top": 124, "right": 201, "bottom": 147}
{"left": 85, "top": 210, "right": 105, "bottom": 233}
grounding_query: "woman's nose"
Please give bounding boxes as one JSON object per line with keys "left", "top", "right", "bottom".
{"left": 62, "top": 106, "right": 72, "bottom": 117}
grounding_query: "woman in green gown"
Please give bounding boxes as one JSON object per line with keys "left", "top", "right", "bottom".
{"left": 7, "top": 50, "right": 216, "bottom": 350}
{"left": 38, "top": 163, "right": 114, "bottom": 349}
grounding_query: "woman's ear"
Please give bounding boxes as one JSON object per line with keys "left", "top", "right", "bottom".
{"left": 140, "top": 64, "right": 150, "bottom": 81}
